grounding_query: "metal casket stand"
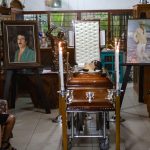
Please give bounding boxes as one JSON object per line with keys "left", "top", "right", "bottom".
{"left": 60, "top": 71, "right": 119, "bottom": 150}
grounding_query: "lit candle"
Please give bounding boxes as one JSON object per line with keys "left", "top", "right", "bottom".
{"left": 58, "top": 42, "right": 65, "bottom": 91}
{"left": 115, "top": 38, "right": 120, "bottom": 91}
{"left": 66, "top": 52, "right": 69, "bottom": 72}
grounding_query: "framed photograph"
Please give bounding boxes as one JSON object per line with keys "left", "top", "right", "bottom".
{"left": 74, "top": 20, "right": 100, "bottom": 67}
{"left": 127, "top": 19, "right": 150, "bottom": 64}
{"left": 2, "top": 20, "right": 41, "bottom": 69}
{"left": 68, "top": 30, "right": 74, "bottom": 48}
{"left": 100, "top": 30, "right": 106, "bottom": 48}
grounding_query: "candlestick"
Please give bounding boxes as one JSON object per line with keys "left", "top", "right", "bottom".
{"left": 66, "top": 52, "right": 69, "bottom": 73}
{"left": 58, "top": 42, "right": 65, "bottom": 91}
{"left": 115, "top": 38, "right": 120, "bottom": 91}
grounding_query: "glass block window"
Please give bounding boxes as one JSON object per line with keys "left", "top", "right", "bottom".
{"left": 24, "top": 14, "right": 37, "bottom": 20}
{"left": 24, "top": 14, "right": 48, "bottom": 32}
{"left": 80, "top": 11, "right": 132, "bottom": 50}
{"left": 81, "top": 12, "right": 109, "bottom": 49}
{"left": 110, "top": 13, "right": 133, "bottom": 50}
{"left": 81, "top": 12, "right": 108, "bottom": 31}
{"left": 22, "top": 10, "right": 133, "bottom": 51}
{"left": 37, "top": 14, "right": 49, "bottom": 32}
{"left": 49, "top": 12, "right": 77, "bottom": 37}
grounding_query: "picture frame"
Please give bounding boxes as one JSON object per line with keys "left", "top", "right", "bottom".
{"left": 2, "top": 20, "right": 41, "bottom": 69}
{"left": 68, "top": 30, "right": 74, "bottom": 48}
{"left": 127, "top": 19, "right": 150, "bottom": 64}
{"left": 74, "top": 20, "right": 100, "bottom": 67}
{"left": 100, "top": 30, "right": 106, "bottom": 48}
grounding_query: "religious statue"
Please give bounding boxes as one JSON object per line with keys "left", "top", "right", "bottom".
{"left": 46, "top": 27, "right": 68, "bottom": 71}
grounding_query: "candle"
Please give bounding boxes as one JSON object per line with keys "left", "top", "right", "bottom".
{"left": 66, "top": 52, "right": 69, "bottom": 72}
{"left": 115, "top": 38, "right": 120, "bottom": 91}
{"left": 58, "top": 42, "right": 65, "bottom": 91}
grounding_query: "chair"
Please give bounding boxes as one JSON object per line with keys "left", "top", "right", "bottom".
{"left": 0, "top": 99, "right": 8, "bottom": 147}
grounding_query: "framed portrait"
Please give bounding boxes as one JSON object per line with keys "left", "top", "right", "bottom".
{"left": 127, "top": 19, "right": 150, "bottom": 64}
{"left": 68, "top": 30, "right": 74, "bottom": 48}
{"left": 100, "top": 30, "right": 106, "bottom": 48}
{"left": 74, "top": 20, "right": 100, "bottom": 67}
{"left": 2, "top": 20, "right": 41, "bottom": 69}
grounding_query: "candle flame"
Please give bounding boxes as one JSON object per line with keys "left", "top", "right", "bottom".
{"left": 59, "top": 41, "right": 61, "bottom": 48}
{"left": 59, "top": 41, "right": 62, "bottom": 52}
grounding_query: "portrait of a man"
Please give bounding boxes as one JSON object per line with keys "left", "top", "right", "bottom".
{"left": 127, "top": 19, "right": 150, "bottom": 64}
{"left": 3, "top": 20, "right": 40, "bottom": 69}
{"left": 6, "top": 25, "right": 36, "bottom": 63}
{"left": 14, "top": 32, "right": 35, "bottom": 62}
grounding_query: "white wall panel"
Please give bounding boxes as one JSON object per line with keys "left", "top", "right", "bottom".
{"left": 12, "top": 0, "right": 144, "bottom": 11}
{"left": 83, "top": 0, "right": 138, "bottom": 10}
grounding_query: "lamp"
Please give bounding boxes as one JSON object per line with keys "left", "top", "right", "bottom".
{"left": 1, "top": 0, "right": 8, "bottom": 7}
{"left": 45, "top": 0, "right": 61, "bottom": 8}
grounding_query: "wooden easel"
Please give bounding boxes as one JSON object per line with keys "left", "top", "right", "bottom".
{"left": 120, "top": 65, "right": 132, "bottom": 106}
{"left": 120, "top": 64, "right": 150, "bottom": 107}
{"left": 3, "top": 68, "right": 51, "bottom": 114}
{"left": 59, "top": 92, "right": 68, "bottom": 150}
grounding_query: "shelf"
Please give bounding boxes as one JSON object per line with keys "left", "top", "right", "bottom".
{"left": 0, "top": 7, "right": 11, "bottom": 15}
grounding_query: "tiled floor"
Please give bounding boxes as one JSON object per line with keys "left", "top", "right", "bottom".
{"left": 9, "top": 83, "right": 150, "bottom": 150}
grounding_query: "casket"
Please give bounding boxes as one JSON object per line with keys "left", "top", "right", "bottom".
{"left": 65, "top": 20, "right": 114, "bottom": 112}
{"left": 67, "top": 72, "right": 113, "bottom": 89}
{"left": 66, "top": 72, "right": 115, "bottom": 112}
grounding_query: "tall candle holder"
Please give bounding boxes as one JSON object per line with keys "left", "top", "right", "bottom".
{"left": 115, "top": 38, "right": 120, "bottom": 93}
{"left": 58, "top": 41, "right": 68, "bottom": 150}
{"left": 114, "top": 38, "right": 121, "bottom": 150}
{"left": 45, "top": 29, "right": 69, "bottom": 149}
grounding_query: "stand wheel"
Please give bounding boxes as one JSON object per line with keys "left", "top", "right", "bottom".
{"left": 99, "top": 137, "right": 109, "bottom": 150}
{"left": 67, "top": 140, "right": 72, "bottom": 150}
{"left": 106, "top": 120, "right": 109, "bottom": 129}
{"left": 96, "top": 112, "right": 103, "bottom": 130}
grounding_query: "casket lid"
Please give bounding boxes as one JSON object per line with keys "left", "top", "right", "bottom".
{"left": 67, "top": 72, "right": 113, "bottom": 89}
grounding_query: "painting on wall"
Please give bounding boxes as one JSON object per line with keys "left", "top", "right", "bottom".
{"left": 127, "top": 19, "right": 150, "bottom": 64}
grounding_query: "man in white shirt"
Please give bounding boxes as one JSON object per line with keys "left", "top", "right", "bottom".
{"left": 133, "top": 21, "right": 149, "bottom": 62}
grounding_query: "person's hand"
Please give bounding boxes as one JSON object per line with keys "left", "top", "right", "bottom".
{"left": 0, "top": 108, "right": 3, "bottom": 114}
{"left": 0, "top": 101, "right": 7, "bottom": 114}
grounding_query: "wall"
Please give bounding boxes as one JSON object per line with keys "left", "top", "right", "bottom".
{"left": 7, "top": 0, "right": 145, "bottom": 11}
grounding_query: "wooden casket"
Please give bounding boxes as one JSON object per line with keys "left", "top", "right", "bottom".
{"left": 66, "top": 72, "right": 115, "bottom": 112}
{"left": 67, "top": 72, "right": 113, "bottom": 89}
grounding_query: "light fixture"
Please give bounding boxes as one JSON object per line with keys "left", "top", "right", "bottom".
{"left": 1, "top": 0, "right": 8, "bottom": 7}
{"left": 139, "top": 0, "right": 148, "bottom": 4}
{"left": 45, "top": 0, "right": 61, "bottom": 8}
